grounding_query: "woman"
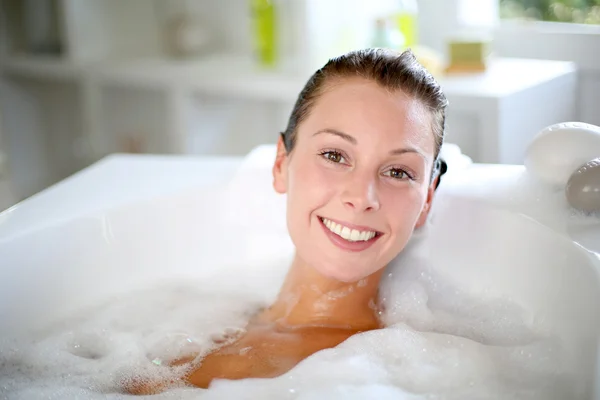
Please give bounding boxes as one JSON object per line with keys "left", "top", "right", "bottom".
{"left": 126, "top": 47, "right": 448, "bottom": 394}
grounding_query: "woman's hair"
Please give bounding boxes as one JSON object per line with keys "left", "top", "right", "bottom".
{"left": 281, "top": 48, "right": 448, "bottom": 161}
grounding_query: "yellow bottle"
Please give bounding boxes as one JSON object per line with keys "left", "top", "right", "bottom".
{"left": 250, "top": 0, "right": 277, "bottom": 67}
{"left": 394, "top": 0, "right": 418, "bottom": 49}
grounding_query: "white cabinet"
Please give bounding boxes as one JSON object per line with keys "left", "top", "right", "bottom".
{"left": 493, "top": 22, "right": 600, "bottom": 127}
{"left": 440, "top": 58, "right": 577, "bottom": 164}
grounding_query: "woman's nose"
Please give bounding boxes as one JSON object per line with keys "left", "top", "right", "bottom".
{"left": 340, "top": 175, "right": 380, "bottom": 213}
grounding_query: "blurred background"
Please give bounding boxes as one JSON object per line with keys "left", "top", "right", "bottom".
{"left": 0, "top": 0, "right": 598, "bottom": 210}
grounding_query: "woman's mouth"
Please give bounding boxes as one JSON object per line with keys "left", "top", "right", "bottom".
{"left": 318, "top": 217, "right": 382, "bottom": 252}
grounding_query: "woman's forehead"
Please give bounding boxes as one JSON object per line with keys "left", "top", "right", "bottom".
{"left": 299, "top": 79, "right": 435, "bottom": 155}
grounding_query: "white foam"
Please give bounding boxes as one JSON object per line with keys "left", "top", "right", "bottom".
{"left": 0, "top": 242, "right": 583, "bottom": 400}
{"left": 438, "top": 166, "right": 600, "bottom": 229}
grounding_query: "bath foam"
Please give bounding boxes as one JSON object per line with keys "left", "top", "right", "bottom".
{"left": 379, "top": 231, "right": 544, "bottom": 347}
{"left": 0, "top": 249, "right": 581, "bottom": 400}
{"left": 437, "top": 166, "right": 600, "bottom": 229}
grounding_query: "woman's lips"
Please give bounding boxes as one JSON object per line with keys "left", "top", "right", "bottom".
{"left": 318, "top": 216, "right": 382, "bottom": 252}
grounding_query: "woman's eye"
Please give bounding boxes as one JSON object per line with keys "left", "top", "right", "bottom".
{"left": 321, "top": 151, "right": 345, "bottom": 164}
{"left": 384, "top": 168, "right": 411, "bottom": 180}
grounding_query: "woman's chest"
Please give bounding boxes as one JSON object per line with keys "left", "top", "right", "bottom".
{"left": 186, "top": 325, "right": 357, "bottom": 388}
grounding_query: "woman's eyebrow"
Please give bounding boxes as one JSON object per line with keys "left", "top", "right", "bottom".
{"left": 312, "top": 129, "right": 357, "bottom": 144}
{"left": 313, "top": 128, "right": 427, "bottom": 159}
{"left": 389, "top": 147, "right": 426, "bottom": 159}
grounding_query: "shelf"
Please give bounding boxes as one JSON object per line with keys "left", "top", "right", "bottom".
{"left": 1, "top": 54, "right": 308, "bottom": 102}
{"left": 1, "top": 55, "right": 91, "bottom": 81}
{"left": 439, "top": 57, "right": 577, "bottom": 99}
{"left": 1, "top": 54, "right": 577, "bottom": 103}
{"left": 95, "top": 54, "right": 308, "bottom": 102}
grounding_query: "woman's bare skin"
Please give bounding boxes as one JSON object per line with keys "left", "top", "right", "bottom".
{"left": 124, "top": 52, "right": 442, "bottom": 394}
{"left": 124, "top": 259, "right": 384, "bottom": 394}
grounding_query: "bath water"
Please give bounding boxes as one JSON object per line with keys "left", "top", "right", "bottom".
{"left": 0, "top": 234, "right": 584, "bottom": 400}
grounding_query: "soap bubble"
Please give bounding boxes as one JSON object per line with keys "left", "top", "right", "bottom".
{"left": 143, "top": 332, "right": 202, "bottom": 365}
{"left": 0, "top": 252, "right": 589, "bottom": 399}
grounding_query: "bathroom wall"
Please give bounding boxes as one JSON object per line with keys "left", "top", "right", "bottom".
{"left": 0, "top": 97, "right": 15, "bottom": 210}
{"left": 61, "top": 0, "right": 163, "bottom": 60}
{"left": 152, "top": 0, "right": 252, "bottom": 57}
{"left": 417, "top": 0, "right": 499, "bottom": 59}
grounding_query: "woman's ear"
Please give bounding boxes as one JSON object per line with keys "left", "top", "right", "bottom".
{"left": 415, "top": 159, "right": 446, "bottom": 229}
{"left": 272, "top": 135, "right": 289, "bottom": 194}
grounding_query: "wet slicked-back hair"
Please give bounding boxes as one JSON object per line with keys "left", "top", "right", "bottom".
{"left": 281, "top": 48, "right": 448, "bottom": 161}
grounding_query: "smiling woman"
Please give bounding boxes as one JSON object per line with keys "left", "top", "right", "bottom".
{"left": 125, "top": 48, "right": 448, "bottom": 394}
{"left": 273, "top": 49, "right": 447, "bottom": 284}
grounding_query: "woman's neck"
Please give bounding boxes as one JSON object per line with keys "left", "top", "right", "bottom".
{"left": 260, "top": 254, "right": 384, "bottom": 330}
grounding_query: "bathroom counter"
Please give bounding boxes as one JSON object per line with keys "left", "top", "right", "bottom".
{"left": 1, "top": 154, "right": 598, "bottom": 256}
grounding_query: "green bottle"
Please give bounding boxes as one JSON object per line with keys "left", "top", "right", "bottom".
{"left": 394, "top": 0, "right": 418, "bottom": 49}
{"left": 250, "top": 0, "right": 277, "bottom": 67}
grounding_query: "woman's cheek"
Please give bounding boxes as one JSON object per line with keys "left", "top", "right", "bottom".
{"left": 386, "top": 185, "right": 426, "bottom": 219}
{"left": 297, "top": 160, "right": 332, "bottom": 189}
{"left": 288, "top": 161, "right": 323, "bottom": 207}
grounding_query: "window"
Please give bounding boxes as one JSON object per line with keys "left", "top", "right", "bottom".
{"left": 500, "top": 0, "right": 600, "bottom": 24}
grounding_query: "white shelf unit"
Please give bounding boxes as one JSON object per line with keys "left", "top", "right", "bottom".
{"left": 0, "top": 53, "right": 305, "bottom": 199}
{"left": 87, "top": 53, "right": 306, "bottom": 156}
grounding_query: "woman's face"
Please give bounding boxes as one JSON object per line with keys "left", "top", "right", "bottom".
{"left": 273, "top": 78, "right": 437, "bottom": 282}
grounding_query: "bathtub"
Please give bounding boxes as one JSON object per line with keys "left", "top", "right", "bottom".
{"left": 0, "top": 149, "right": 599, "bottom": 399}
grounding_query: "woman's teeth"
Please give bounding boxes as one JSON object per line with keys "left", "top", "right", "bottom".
{"left": 321, "top": 218, "right": 377, "bottom": 242}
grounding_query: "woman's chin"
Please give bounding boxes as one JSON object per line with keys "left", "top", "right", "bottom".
{"left": 313, "top": 263, "right": 371, "bottom": 283}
